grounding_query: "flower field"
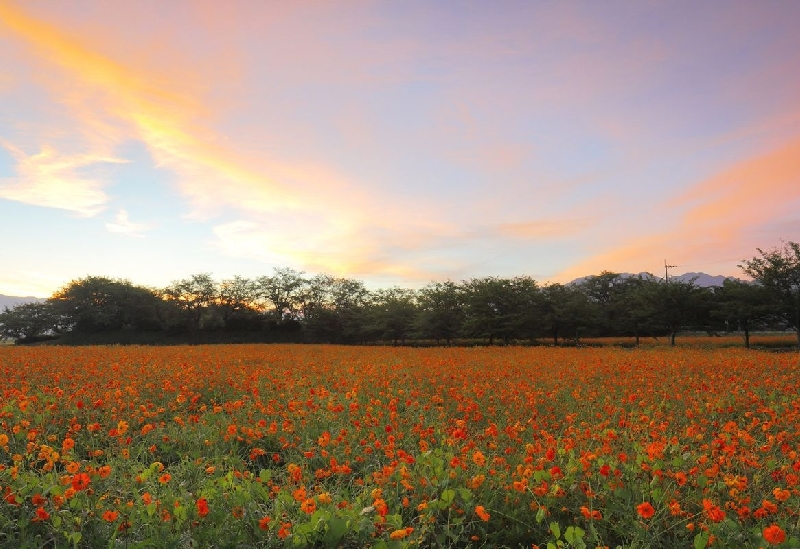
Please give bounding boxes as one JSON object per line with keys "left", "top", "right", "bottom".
{"left": 1, "top": 345, "right": 799, "bottom": 548}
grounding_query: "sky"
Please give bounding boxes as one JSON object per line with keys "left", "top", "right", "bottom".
{"left": 1, "top": 1, "right": 800, "bottom": 298}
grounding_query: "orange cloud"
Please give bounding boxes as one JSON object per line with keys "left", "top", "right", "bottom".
{"left": 555, "top": 136, "right": 800, "bottom": 282}
{"left": 0, "top": 2, "right": 298, "bottom": 213}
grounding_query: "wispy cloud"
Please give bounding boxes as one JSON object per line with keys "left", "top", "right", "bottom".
{"left": 555, "top": 135, "right": 800, "bottom": 281}
{"left": 0, "top": 140, "right": 122, "bottom": 216}
{"left": 105, "top": 209, "right": 148, "bottom": 237}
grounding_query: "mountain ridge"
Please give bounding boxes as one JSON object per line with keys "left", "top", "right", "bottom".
{"left": 0, "top": 295, "right": 46, "bottom": 310}
{"left": 567, "top": 271, "right": 734, "bottom": 287}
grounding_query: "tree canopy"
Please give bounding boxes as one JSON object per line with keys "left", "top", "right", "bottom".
{"left": 2, "top": 242, "right": 798, "bottom": 348}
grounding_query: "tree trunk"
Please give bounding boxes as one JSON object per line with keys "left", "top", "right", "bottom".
{"left": 670, "top": 329, "right": 677, "bottom": 346}
{"left": 743, "top": 319, "right": 750, "bottom": 349}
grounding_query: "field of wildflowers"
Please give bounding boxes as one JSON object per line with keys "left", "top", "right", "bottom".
{"left": 1, "top": 344, "right": 799, "bottom": 548}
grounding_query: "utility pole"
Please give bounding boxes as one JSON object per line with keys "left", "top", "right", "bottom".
{"left": 664, "top": 260, "right": 677, "bottom": 282}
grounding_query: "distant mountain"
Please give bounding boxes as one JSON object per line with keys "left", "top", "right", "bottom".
{"left": 671, "top": 272, "right": 732, "bottom": 287}
{"left": 569, "top": 272, "right": 736, "bottom": 288}
{"left": 0, "top": 294, "right": 46, "bottom": 310}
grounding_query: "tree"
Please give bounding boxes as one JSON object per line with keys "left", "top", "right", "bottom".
{"left": 578, "top": 271, "right": 627, "bottom": 336}
{"left": 740, "top": 241, "right": 800, "bottom": 348}
{"left": 50, "top": 276, "right": 162, "bottom": 333}
{"left": 367, "top": 287, "right": 418, "bottom": 345}
{"left": 539, "top": 283, "right": 596, "bottom": 345}
{"left": 329, "top": 277, "right": 370, "bottom": 343}
{"left": 161, "top": 274, "right": 218, "bottom": 332}
{"left": 712, "top": 279, "right": 772, "bottom": 348}
{"left": 255, "top": 268, "right": 306, "bottom": 323}
{"left": 507, "top": 276, "right": 542, "bottom": 344}
{"left": 617, "top": 274, "right": 661, "bottom": 345}
{"left": 414, "top": 281, "right": 464, "bottom": 346}
{"left": 462, "top": 277, "right": 521, "bottom": 345}
{"left": 640, "top": 278, "right": 710, "bottom": 346}
{"left": 0, "top": 302, "right": 57, "bottom": 342}
{"left": 217, "top": 276, "right": 262, "bottom": 331}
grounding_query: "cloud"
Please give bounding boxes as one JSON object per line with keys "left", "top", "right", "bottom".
{"left": 0, "top": 140, "right": 122, "bottom": 215}
{"left": 492, "top": 219, "right": 590, "bottom": 239}
{"left": 0, "top": 2, "right": 373, "bottom": 222}
{"left": 105, "top": 209, "right": 148, "bottom": 237}
{"left": 555, "top": 136, "right": 800, "bottom": 281}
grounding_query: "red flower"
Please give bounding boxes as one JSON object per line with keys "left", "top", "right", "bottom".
{"left": 636, "top": 502, "right": 655, "bottom": 519}
{"left": 196, "top": 498, "right": 209, "bottom": 518}
{"left": 71, "top": 473, "right": 91, "bottom": 491}
{"left": 764, "top": 524, "right": 786, "bottom": 545}
{"left": 702, "top": 499, "right": 726, "bottom": 523}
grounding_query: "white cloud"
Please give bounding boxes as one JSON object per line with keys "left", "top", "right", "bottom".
{"left": 0, "top": 140, "right": 124, "bottom": 216}
{"left": 105, "top": 209, "right": 148, "bottom": 237}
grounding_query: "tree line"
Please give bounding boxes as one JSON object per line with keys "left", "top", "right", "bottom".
{"left": 2, "top": 241, "right": 799, "bottom": 348}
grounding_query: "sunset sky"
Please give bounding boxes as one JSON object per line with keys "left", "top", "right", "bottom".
{"left": 2, "top": 1, "right": 799, "bottom": 297}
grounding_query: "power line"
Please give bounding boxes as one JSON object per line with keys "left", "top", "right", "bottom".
{"left": 664, "top": 260, "right": 677, "bottom": 282}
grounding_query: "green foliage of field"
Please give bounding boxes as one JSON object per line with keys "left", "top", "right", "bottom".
{"left": 1, "top": 345, "right": 799, "bottom": 548}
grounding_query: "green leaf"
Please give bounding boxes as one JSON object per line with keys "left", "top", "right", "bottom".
{"left": 458, "top": 487, "right": 472, "bottom": 502}
{"left": 441, "top": 488, "right": 455, "bottom": 505}
{"left": 535, "top": 506, "right": 547, "bottom": 524}
{"left": 324, "top": 517, "right": 349, "bottom": 544}
{"left": 550, "top": 521, "right": 561, "bottom": 539}
{"left": 693, "top": 532, "right": 709, "bottom": 549}
{"left": 565, "top": 526, "right": 586, "bottom": 548}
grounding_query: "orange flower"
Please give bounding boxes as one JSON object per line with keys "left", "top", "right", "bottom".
{"left": 259, "top": 516, "right": 271, "bottom": 530}
{"left": 292, "top": 486, "right": 307, "bottom": 502}
{"left": 142, "top": 492, "right": 153, "bottom": 505}
{"left": 71, "top": 473, "right": 90, "bottom": 491}
{"left": 390, "top": 528, "right": 413, "bottom": 540}
{"left": 763, "top": 524, "right": 786, "bottom": 545}
{"left": 277, "top": 522, "right": 291, "bottom": 539}
{"left": 102, "top": 510, "right": 119, "bottom": 522}
{"left": 472, "top": 451, "right": 486, "bottom": 467}
{"left": 62, "top": 437, "right": 75, "bottom": 452}
{"left": 636, "top": 502, "right": 655, "bottom": 519}
{"left": 300, "top": 497, "right": 316, "bottom": 514}
{"left": 580, "top": 506, "right": 602, "bottom": 520}
{"left": 762, "top": 499, "right": 779, "bottom": 514}
{"left": 158, "top": 473, "right": 171, "bottom": 484}
{"left": 773, "top": 488, "right": 790, "bottom": 502}
{"left": 475, "top": 505, "right": 490, "bottom": 522}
